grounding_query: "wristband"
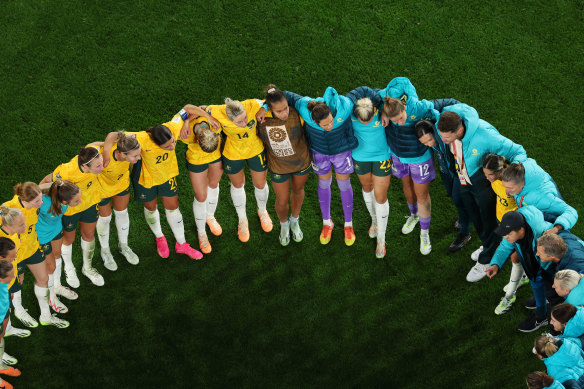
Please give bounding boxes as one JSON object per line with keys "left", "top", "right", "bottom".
{"left": 178, "top": 109, "right": 188, "bottom": 121}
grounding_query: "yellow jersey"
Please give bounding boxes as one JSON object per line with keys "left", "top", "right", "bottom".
{"left": 2, "top": 195, "right": 40, "bottom": 259}
{"left": 206, "top": 99, "right": 264, "bottom": 160}
{"left": 180, "top": 117, "right": 222, "bottom": 165}
{"left": 53, "top": 152, "right": 102, "bottom": 216}
{"left": 492, "top": 179, "right": 518, "bottom": 222}
{"left": 97, "top": 145, "right": 131, "bottom": 198}
{"left": 0, "top": 227, "right": 21, "bottom": 288}
{"left": 129, "top": 114, "right": 183, "bottom": 188}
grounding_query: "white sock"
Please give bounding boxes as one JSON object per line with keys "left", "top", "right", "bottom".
{"left": 254, "top": 184, "right": 269, "bottom": 213}
{"left": 323, "top": 219, "right": 332, "bottom": 226}
{"left": 114, "top": 209, "right": 130, "bottom": 246}
{"left": 54, "top": 257, "right": 63, "bottom": 287}
{"left": 280, "top": 220, "right": 290, "bottom": 229}
{"left": 34, "top": 284, "right": 50, "bottom": 319}
{"left": 289, "top": 215, "right": 299, "bottom": 224}
{"left": 165, "top": 208, "right": 186, "bottom": 245}
{"left": 48, "top": 274, "right": 56, "bottom": 300}
{"left": 144, "top": 208, "right": 164, "bottom": 238}
{"left": 363, "top": 190, "right": 376, "bottom": 222}
{"left": 207, "top": 186, "right": 219, "bottom": 217}
{"left": 344, "top": 221, "right": 353, "bottom": 228}
{"left": 375, "top": 200, "right": 390, "bottom": 245}
{"left": 61, "top": 243, "right": 74, "bottom": 269}
{"left": 193, "top": 198, "right": 207, "bottom": 237}
{"left": 506, "top": 262, "right": 526, "bottom": 299}
{"left": 80, "top": 238, "right": 95, "bottom": 270}
{"left": 6, "top": 318, "right": 13, "bottom": 333}
{"left": 96, "top": 215, "right": 112, "bottom": 251}
{"left": 12, "top": 290, "right": 24, "bottom": 312}
{"left": 230, "top": 184, "right": 247, "bottom": 221}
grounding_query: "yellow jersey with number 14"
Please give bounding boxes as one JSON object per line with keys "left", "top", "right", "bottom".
{"left": 129, "top": 114, "right": 183, "bottom": 188}
{"left": 180, "top": 117, "right": 222, "bottom": 165}
{"left": 2, "top": 196, "right": 40, "bottom": 259}
{"left": 206, "top": 99, "right": 264, "bottom": 160}
{"left": 97, "top": 145, "right": 131, "bottom": 198}
{"left": 53, "top": 152, "right": 102, "bottom": 216}
{"left": 492, "top": 179, "right": 518, "bottom": 222}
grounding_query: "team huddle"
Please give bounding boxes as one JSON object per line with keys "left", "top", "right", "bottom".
{"left": 0, "top": 77, "right": 581, "bottom": 387}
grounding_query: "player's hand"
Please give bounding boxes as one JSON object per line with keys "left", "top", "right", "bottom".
{"left": 102, "top": 154, "right": 111, "bottom": 168}
{"left": 543, "top": 226, "right": 562, "bottom": 235}
{"left": 381, "top": 112, "right": 389, "bottom": 127}
{"left": 485, "top": 265, "right": 499, "bottom": 279}
{"left": 256, "top": 107, "right": 266, "bottom": 124}
{"left": 207, "top": 115, "right": 220, "bottom": 130}
{"left": 179, "top": 120, "right": 191, "bottom": 140}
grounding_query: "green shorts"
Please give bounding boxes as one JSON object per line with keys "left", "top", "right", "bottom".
{"left": 223, "top": 151, "right": 267, "bottom": 175}
{"left": 99, "top": 187, "right": 131, "bottom": 206}
{"left": 186, "top": 157, "right": 222, "bottom": 173}
{"left": 40, "top": 231, "right": 64, "bottom": 256}
{"left": 18, "top": 249, "right": 45, "bottom": 272}
{"left": 9, "top": 279, "right": 22, "bottom": 294}
{"left": 270, "top": 165, "right": 312, "bottom": 184}
{"left": 62, "top": 204, "right": 99, "bottom": 232}
{"left": 353, "top": 159, "right": 392, "bottom": 177}
{"left": 133, "top": 177, "right": 178, "bottom": 202}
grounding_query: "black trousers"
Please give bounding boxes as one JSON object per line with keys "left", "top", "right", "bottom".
{"left": 456, "top": 170, "right": 501, "bottom": 265}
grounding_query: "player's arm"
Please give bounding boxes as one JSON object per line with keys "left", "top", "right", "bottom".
{"left": 183, "top": 104, "right": 220, "bottom": 130}
{"left": 40, "top": 173, "right": 53, "bottom": 185}
{"left": 102, "top": 131, "right": 122, "bottom": 168}
{"left": 86, "top": 141, "right": 104, "bottom": 148}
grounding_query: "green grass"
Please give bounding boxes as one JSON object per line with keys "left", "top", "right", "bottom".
{"left": 1, "top": 0, "right": 583, "bottom": 387}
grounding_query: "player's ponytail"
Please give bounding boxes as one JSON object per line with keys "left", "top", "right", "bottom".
{"left": 263, "top": 84, "right": 286, "bottom": 109}
{"left": 534, "top": 335, "right": 559, "bottom": 357}
{"left": 525, "top": 371, "right": 555, "bottom": 389}
{"left": 353, "top": 97, "right": 374, "bottom": 122}
{"left": 482, "top": 154, "right": 506, "bottom": 178}
{"left": 225, "top": 98, "right": 245, "bottom": 121}
{"left": 48, "top": 180, "right": 80, "bottom": 216}
{"left": 146, "top": 125, "right": 173, "bottom": 146}
{"left": 501, "top": 163, "right": 525, "bottom": 185}
{"left": 382, "top": 96, "right": 406, "bottom": 118}
{"left": 116, "top": 131, "right": 140, "bottom": 153}
{"left": 195, "top": 122, "right": 219, "bottom": 153}
{"left": 307, "top": 101, "right": 330, "bottom": 123}
{"left": 13, "top": 182, "right": 41, "bottom": 202}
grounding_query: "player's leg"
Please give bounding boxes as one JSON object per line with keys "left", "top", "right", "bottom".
{"left": 61, "top": 216, "right": 80, "bottom": 289}
{"left": 10, "top": 268, "right": 37, "bottom": 328}
{"left": 332, "top": 151, "right": 355, "bottom": 246}
{"left": 112, "top": 192, "right": 138, "bottom": 265}
{"left": 250, "top": 152, "right": 272, "bottom": 233}
{"left": 410, "top": 158, "right": 436, "bottom": 255}
{"left": 96, "top": 198, "right": 117, "bottom": 271}
{"left": 206, "top": 159, "right": 223, "bottom": 236}
{"left": 225, "top": 157, "right": 249, "bottom": 242}
{"left": 356, "top": 168, "right": 376, "bottom": 238}
{"left": 391, "top": 156, "right": 419, "bottom": 234}
{"left": 271, "top": 174, "right": 291, "bottom": 246}
{"left": 162, "top": 183, "right": 202, "bottom": 260}
{"left": 79, "top": 214, "right": 104, "bottom": 287}
{"left": 289, "top": 170, "right": 310, "bottom": 243}
{"left": 372, "top": 163, "right": 391, "bottom": 258}
{"left": 189, "top": 166, "right": 212, "bottom": 254}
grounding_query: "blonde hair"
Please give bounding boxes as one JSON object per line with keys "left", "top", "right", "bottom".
{"left": 383, "top": 97, "right": 406, "bottom": 117}
{"left": 14, "top": 182, "right": 41, "bottom": 202}
{"left": 195, "top": 122, "right": 218, "bottom": 153}
{"left": 354, "top": 98, "right": 374, "bottom": 122}
{"left": 0, "top": 206, "right": 23, "bottom": 228}
{"left": 534, "top": 335, "right": 559, "bottom": 357}
{"left": 116, "top": 131, "right": 140, "bottom": 153}
{"left": 555, "top": 269, "right": 581, "bottom": 291}
{"left": 225, "top": 98, "right": 245, "bottom": 121}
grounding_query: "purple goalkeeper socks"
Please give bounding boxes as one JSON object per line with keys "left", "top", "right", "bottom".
{"left": 318, "top": 177, "right": 332, "bottom": 221}
{"left": 419, "top": 216, "right": 431, "bottom": 230}
{"left": 337, "top": 178, "right": 353, "bottom": 223}
{"left": 408, "top": 202, "right": 418, "bottom": 215}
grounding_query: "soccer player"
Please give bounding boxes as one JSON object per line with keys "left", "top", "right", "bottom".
{"left": 480, "top": 154, "right": 527, "bottom": 315}
{"left": 179, "top": 115, "right": 222, "bottom": 253}
{"left": 501, "top": 159, "right": 578, "bottom": 234}
{"left": 40, "top": 146, "right": 105, "bottom": 287}
{"left": 549, "top": 303, "right": 584, "bottom": 342}
{"left": 437, "top": 103, "right": 527, "bottom": 282}
{"left": 283, "top": 87, "right": 357, "bottom": 246}
{"left": 345, "top": 87, "right": 390, "bottom": 258}
{"left": 95, "top": 131, "right": 142, "bottom": 270}
{"left": 206, "top": 98, "right": 272, "bottom": 243}
{"left": 526, "top": 371, "right": 568, "bottom": 389}
{"left": 377, "top": 77, "right": 440, "bottom": 254}
{"left": 2, "top": 183, "right": 68, "bottom": 329}
{"left": 36, "top": 180, "right": 81, "bottom": 314}
{"left": 256, "top": 85, "right": 312, "bottom": 247}
{"left": 103, "top": 108, "right": 204, "bottom": 260}
{"left": 416, "top": 120, "right": 471, "bottom": 253}
{"left": 0, "top": 241, "right": 20, "bottom": 389}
